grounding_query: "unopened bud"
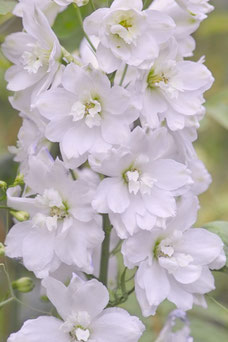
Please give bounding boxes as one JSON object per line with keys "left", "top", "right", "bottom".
{"left": 13, "top": 173, "right": 24, "bottom": 187}
{"left": 12, "top": 277, "right": 35, "bottom": 293}
{"left": 10, "top": 210, "right": 30, "bottom": 222}
{"left": 0, "top": 181, "right": 7, "bottom": 192}
{"left": 0, "top": 243, "right": 5, "bottom": 256}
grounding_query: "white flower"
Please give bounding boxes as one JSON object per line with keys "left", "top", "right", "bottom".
{"left": 176, "top": 0, "right": 214, "bottom": 20}
{"left": 2, "top": 5, "right": 62, "bottom": 94}
{"left": 8, "top": 276, "right": 145, "bottom": 342}
{"left": 139, "top": 42, "right": 214, "bottom": 130}
{"left": 150, "top": 0, "right": 199, "bottom": 57}
{"left": 54, "top": 0, "right": 89, "bottom": 6}
{"left": 91, "top": 127, "right": 193, "bottom": 238}
{"left": 155, "top": 310, "right": 193, "bottom": 342}
{"left": 122, "top": 195, "right": 226, "bottom": 316}
{"left": 13, "top": 0, "right": 62, "bottom": 25}
{"left": 36, "top": 63, "right": 137, "bottom": 167}
{"left": 84, "top": 0, "right": 175, "bottom": 72}
{"left": 5, "top": 153, "right": 103, "bottom": 277}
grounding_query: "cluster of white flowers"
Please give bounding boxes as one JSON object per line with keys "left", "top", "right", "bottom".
{"left": 2, "top": 0, "right": 225, "bottom": 341}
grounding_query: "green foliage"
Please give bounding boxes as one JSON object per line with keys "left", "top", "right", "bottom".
{"left": 206, "top": 89, "right": 228, "bottom": 130}
{"left": 0, "top": 0, "right": 16, "bottom": 15}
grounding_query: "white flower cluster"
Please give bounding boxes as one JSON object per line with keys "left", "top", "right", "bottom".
{"left": 2, "top": 0, "right": 225, "bottom": 341}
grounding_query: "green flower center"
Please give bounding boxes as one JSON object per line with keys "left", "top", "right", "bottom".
{"left": 50, "top": 201, "right": 69, "bottom": 220}
{"left": 147, "top": 69, "right": 168, "bottom": 89}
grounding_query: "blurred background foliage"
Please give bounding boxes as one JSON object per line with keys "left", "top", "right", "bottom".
{"left": 0, "top": 0, "right": 228, "bottom": 341}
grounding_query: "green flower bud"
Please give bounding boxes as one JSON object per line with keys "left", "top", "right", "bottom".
{"left": 12, "top": 277, "right": 35, "bottom": 293}
{"left": 0, "top": 243, "right": 5, "bottom": 256}
{"left": 10, "top": 210, "right": 30, "bottom": 222}
{"left": 0, "top": 181, "right": 7, "bottom": 192}
{"left": 13, "top": 173, "right": 24, "bottom": 187}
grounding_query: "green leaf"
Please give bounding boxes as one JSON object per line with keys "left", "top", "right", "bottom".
{"left": 203, "top": 221, "right": 228, "bottom": 268}
{"left": 0, "top": 0, "right": 16, "bottom": 15}
{"left": 206, "top": 89, "right": 228, "bottom": 130}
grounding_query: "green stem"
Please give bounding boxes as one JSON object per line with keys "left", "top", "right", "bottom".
{"left": 61, "top": 47, "right": 81, "bottom": 66}
{"left": 119, "top": 64, "right": 128, "bottom": 86}
{"left": 110, "top": 239, "right": 122, "bottom": 256}
{"left": 208, "top": 295, "right": 228, "bottom": 314}
{"left": 74, "top": 4, "right": 96, "bottom": 52}
{"left": 14, "top": 297, "right": 51, "bottom": 316}
{"left": 70, "top": 169, "right": 77, "bottom": 181}
{"left": 89, "top": 0, "right": 96, "bottom": 11}
{"left": 0, "top": 297, "right": 15, "bottom": 309}
{"left": 0, "top": 206, "right": 11, "bottom": 210}
{"left": 143, "top": 0, "right": 153, "bottom": 10}
{"left": 99, "top": 214, "right": 112, "bottom": 286}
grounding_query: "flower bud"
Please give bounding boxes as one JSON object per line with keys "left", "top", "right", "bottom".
{"left": 10, "top": 210, "right": 30, "bottom": 222}
{"left": 12, "top": 277, "right": 35, "bottom": 293}
{"left": 0, "top": 181, "right": 7, "bottom": 192}
{"left": 0, "top": 243, "right": 5, "bottom": 256}
{"left": 13, "top": 173, "right": 24, "bottom": 187}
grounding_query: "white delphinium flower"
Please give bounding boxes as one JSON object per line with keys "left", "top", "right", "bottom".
{"left": 122, "top": 195, "right": 226, "bottom": 316}
{"left": 138, "top": 41, "right": 214, "bottom": 130}
{"left": 90, "top": 127, "right": 193, "bottom": 238}
{"left": 5, "top": 152, "right": 103, "bottom": 278}
{"left": 155, "top": 310, "right": 193, "bottom": 342}
{"left": 83, "top": 0, "right": 175, "bottom": 72}
{"left": 2, "top": 5, "right": 62, "bottom": 94}
{"left": 36, "top": 63, "right": 138, "bottom": 167}
{"left": 8, "top": 117, "right": 48, "bottom": 175}
{"left": 13, "top": 0, "right": 62, "bottom": 25}
{"left": 176, "top": 0, "right": 214, "bottom": 20}
{"left": 150, "top": 0, "right": 199, "bottom": 57}
{"left": 54, "top": 0, "right": 89, "bottom": 6}
{"left": 8, "top": 276, "right": 145, "bottom": 342}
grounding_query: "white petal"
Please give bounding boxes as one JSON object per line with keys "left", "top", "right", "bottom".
{"left": 91, "top": 307, "right": 145, "bottom": 342}
{"left": 176, "top": 228, "right": 224, "bottom": 266}
{"left": 8, "top": 316, "right": 68, "bottom": 342}
{"left": 144, "top": 187, "right": 176, "bottom": 218}
{"left": 36, "top": 88, "right": 75, "bottom": 119}
{"left": 22, "top": 228, "right": 56, "bottom": 277}
{"left": 5, "top": 222, "right": 31, "bottom": 258}
{"left": 55, "top": 220, "right": 104, "bottom": 273}
{"left": 136, "top": 261, "right": 170, "bottom": 312}
{"left": 150, "top": 159, "right": 192, "bottom": 191}
{"left": 167, "top": 277, "right": 194, "bottom": 311}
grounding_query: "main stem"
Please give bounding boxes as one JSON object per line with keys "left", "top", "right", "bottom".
{"left": 99, "top": 214, "right": 112, "bottom": 286}
{"left": 74, "top": 4, "right": 96, "bottom": 52}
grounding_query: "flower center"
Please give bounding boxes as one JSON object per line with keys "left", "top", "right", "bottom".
{"left": 49, "top": 203, "right": 69, "bottom": 220}
{"left": 69, "top": 99, "right": 102, "bottom": 128}
{"left": 61, "top": 312, "right": 91, "bottom": 342}
{"left": 119, "top": 19, "right": 133, "bottom": 30}
{"left": 147, "top": 69, "right": 169, "bottom": 89}
{"left": 153, "top": 232, "right": 193, "bottom": 268}
{"left": 22, "top": 43, "right": 50, "bottom": 74}
{"left": 123, "top": 166, "right": 156, "bottom": 195}
{"left": 33, "top": 189, "right": 69, "bottom": 231}
{"left": 71, "top": 327, "right": 90, "bottom": 342}
{"left": 153, "top": 238, "right": 174, "bottom": 259}
{"left": 110, "top": 12, "right": 137, "bottom": 44}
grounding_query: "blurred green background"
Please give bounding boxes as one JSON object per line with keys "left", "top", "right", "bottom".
{"left": 0, "top": 0, "right": 228, "bottom": 341}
